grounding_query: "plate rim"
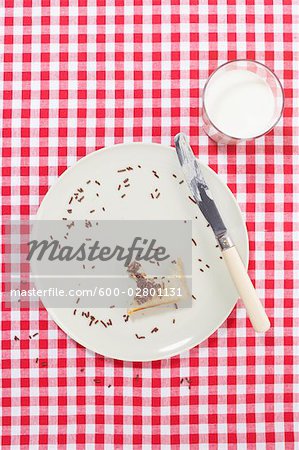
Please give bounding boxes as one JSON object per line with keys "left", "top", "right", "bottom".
{"left": 36, "top": 142, "right": 249, "bottom": 361}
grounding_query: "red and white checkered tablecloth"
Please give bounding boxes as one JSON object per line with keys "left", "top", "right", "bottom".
{"left": 1, "top": 1, "right": 298, "bottom": 448}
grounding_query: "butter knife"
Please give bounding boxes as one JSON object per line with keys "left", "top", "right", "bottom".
{"left": 174, "top": 132, "right": 270, "bottom": 333}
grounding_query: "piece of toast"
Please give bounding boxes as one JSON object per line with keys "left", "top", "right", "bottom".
{"left": 127, "top": 258, "right": 190, "bottom": 315}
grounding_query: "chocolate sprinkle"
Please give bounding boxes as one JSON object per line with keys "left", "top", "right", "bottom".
{"left": 100, "top": 320, "right": 107, "bottom": 328}
{"left": 151, "top": 327, "right": 159, "bottom": 333}
{"left": 192, "top": 295, "right": 196, "bottom": 300}
{"left": 117, "top": 169, "right": 126, "bottom": 173}
{"left": 172, "top": 174, "right": 177, "bottom": 178}
{"left": 121, "top": 194, "right": 126, "bottom": 199}
{"left": 95, "top": 180, "right": 101, "bottom": 186}
{"left": 135, "top": 334, "right": 145, "bottom": 339}
{"left": 14, "top": 336, "right": 20, "bottom": 341}
{"left": 179, "top": 180, "right": 184, "bottom": 184}
{"left": 73, "top": 309, "right": 77, "bottom": 315}
{"left": 192, "top": 238, "right": 197, "bottom": 246}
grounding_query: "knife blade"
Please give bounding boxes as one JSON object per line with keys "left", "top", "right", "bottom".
{"left": 174, "top": 132, "right": 270, "bottom": 333}
{"left": 175, "top": 132, "right": 227, "bottom": 241}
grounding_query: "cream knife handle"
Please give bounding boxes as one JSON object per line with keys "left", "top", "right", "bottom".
{"left": 222, "top": 246, "right": 270, "bottom": 333}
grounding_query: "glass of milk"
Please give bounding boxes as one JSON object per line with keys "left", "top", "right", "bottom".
{"left": 202, "top": 60, "right": 284, "bottom": 144}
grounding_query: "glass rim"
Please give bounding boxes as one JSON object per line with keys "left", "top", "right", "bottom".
{"left": 202, "top": 59, "right": 285, "bottom": 141}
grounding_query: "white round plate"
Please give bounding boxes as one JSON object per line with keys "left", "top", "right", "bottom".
{"left": 36, "top": 143, "right": 248, "bottom": 361}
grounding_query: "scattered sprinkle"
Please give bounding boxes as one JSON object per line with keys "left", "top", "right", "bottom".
{"left": 192, "top": 295, "right": 196, "bottom": 300}
{"left": 14, "top": 336, "right": 20, "bottom": 341}
{"left": 192, "top": 238, "right": 197, "bottom": 246}
{"left": 95, "top": 180, "right": 101, "bottom": 186}
{"left": 151, "top": 327, "right": 159, "bottom": 333}
{"left": 121, "top": 194, "right": 126, "bottom": 199}
{"left": 179, "top": 180, "right": 184, "bottom": 184}
{"left": 73, "top": 309, "right": 77, "bottom": 315}
{"left": 86, "top": 180, "right": 91, "bottom": 184}
{"left": 90, "top": 209, "right": 95, "bottom": 213}
{"left": 172, "top": 174, "right": 177, "bottom": 178}
{"left": 117, "top": 169, "right": 126, "bottom": 173}
{"left": 135, "top": 333, "right": 145, "bottom": 339}
{"left": 100, "top": 320, "right": 107, "bottom": 328}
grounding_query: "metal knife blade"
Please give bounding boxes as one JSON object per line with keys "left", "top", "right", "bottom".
{"left": 174, "top": 132, "right": 228, "bottom": 240}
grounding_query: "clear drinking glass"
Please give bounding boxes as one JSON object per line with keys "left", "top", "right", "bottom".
{"left": 202, "top": 60, "right": 284, "bottom": 144}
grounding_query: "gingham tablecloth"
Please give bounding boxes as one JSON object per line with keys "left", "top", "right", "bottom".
{"left": 1, "top": 1, "right": 298, "bottom": 449}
